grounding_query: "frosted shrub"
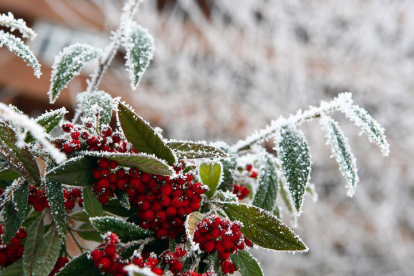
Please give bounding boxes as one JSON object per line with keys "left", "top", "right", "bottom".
{"left": 0, "top": 2, "right": 389, "bottom": 276}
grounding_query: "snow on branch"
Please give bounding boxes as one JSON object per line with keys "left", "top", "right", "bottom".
{"left": 0, "top": 30, "right": 41, "bottom": 78}
{"left": 233, "top": 93, "right": 354, "bottom": 152}
{"left": 0, "top": 12, "right": 37, "bottom": 40}
{"left": 0, "top": 103, "right": 66, "bottom": 163}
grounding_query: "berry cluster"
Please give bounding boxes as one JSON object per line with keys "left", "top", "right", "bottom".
{"left": 0, "top": 225, "right": 27, "bottom": 268}
{"left": 92, "top": 158, "right": 207, "bottom": 239}
{"left": 90, "top": 233, "right": 130, "bottom": 275}
{"left": 28, "top": 184, "right": 49, "bottom": 211}
{"left": 63, "top": 188, "right": 83, "bottom": 210}
{"left": 61, "top": 123, "right": 135, "bottom": 154}
{"left": 131, "top": 252, "right": 163, "bottom": 275}
{"left": 194, "top": 216, "right": 253, "bottom": 275}
{"left": 232, "top": 184, "right": 250, "bottom": 200}
{"left": 159, "top": 244, "right": 187, "bottom": 274}
{"left": 49, "top": 257, "right": 69, "bottom": 276}
{"left": 245, "top": 164, "right": 258, "bottom": 178}
{"left": 28, "top": 185, "right": 82, "bottom": 212}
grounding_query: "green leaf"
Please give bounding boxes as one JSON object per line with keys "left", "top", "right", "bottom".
{"left": 83, "top": 152, "right": 173, "bottom": 175}
{"left": 218, "top": 150, "right": 237, "bottom": 192}
{"left": 32, "top": 230, "right": 61, "bottom": 276}
{"left": 46, "top": 156, "right": 98, "bottom": 186}
{"left": 166, "top": 141, "right": 228, "bottom": 159}
{"left": 102, "top": 199, "right": 137, "bottom": 217}
{"left": 231, "top": 250, "right": 263, "bottom": 276}
{"left": 115, "top": 189, "right": 130, "bottom": 209}
{"left": 279, "top": 180, "right": 298, "bottom": 226}
{"left": 1, "top": 258, "right": 24, "bottom": 276}
{"left": 48, "top": 44, "right": 101, "bottom": 103}
{"left": 3, "top": 180, "right": 29, "bottom": 244}
{"left": 199, "top": 162, "right": 222, "bottom": 199}
{"left": 76, "top": 223, "right": 103, "bottom": 243}
{"left": 23, "top": 216, "right": 44, "bottom": 276}
{"left": 276, "top": 125, "right": 311, "bottom": 213}
{"left": 216, "top": 202, "right": 307, "bottom": 251}
{"left": 341, "top": 103, "right": 389, "bottom": 156}
{"left": 117, "top": 102, "right": 176, "bottom": 166}
{"left": 0, "top": 121, "right": 41, "bottom": 185}
{"left": 184, "top": 211, "right": 204, "bottom": 248}
{"left": 123, "top": 22, "right": 154, "bottom": 90}
{"left": 55, "top": 252, "right": 94, "bottom": 276}
{"left": 69, "top": 211, "right": 90, "bottom": 223}
{"left": 45, "top": 179, "right": 66, "bottom": 242}
{"left": 320, "top": 115, "right": 359, "bottom": 196}
{"left": 77, "top": 91, "right": 112, "bottom": 127}
{"left": 25, "top": 108, "right": 67, "bottom": 143}
{"left": 252, "top": 153, "right": 279, "bottom": 212}
{"left": 90, "top": 216, "right": 153, "bottom": 241}
{"left": 83, "top": 186, "right": 103, "bottom": 217}
{"left": 0, "top": 169, "right": 20, "bottom": 181}
{"left": 0, "top": 31, "right": 41, "bottom": 78}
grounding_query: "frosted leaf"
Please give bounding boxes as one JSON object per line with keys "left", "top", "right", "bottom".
{"left": 341, "top": 103, "right": 390, "bottom": 156}
{"left": 25, "top": 107, "right": 67, "bottom": 143}
{"left": 0, "top": 13, "right": 37, "bottom": 40}
{"left": 49, "top": 43, "right": 101, "bottom": 103}
{"left": 230, "top": 250, "right": 264, "bottom": 276}
{"left": 0, "top": 30, "right": 41, "bottom": 78}
{"left": 279, "top": 179, "right": 298, "bottom": 227}
{"left": 275, "top": 124, "right": 311, "bottom": 214}
{"left": 166, "top": 140, "right": 228, "bottom": 160}
{"left": 199, "top": 162, "right": 223, "bottom": 199}
{"left": 122, "top": 22, "right": 154, "bottom": 90}
{"left": 77, "top": 91, "right": 113, "bottom": 127}
{"left": 320, "top": 114, "right": 359, "bottom": 196}
{"left": 32, "top": 230, "right": 61, "bottom": 276}
{"left": 45, "top": 179, "right": 66, "bottom": 242}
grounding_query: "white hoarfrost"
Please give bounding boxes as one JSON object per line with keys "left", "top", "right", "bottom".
{"left": 0, "top": 30, "right": 41, "bottom": 78}
{"left": 124, "top": 264, "right": 158, "bottom": 276}
{"left": 320, "top": 114, "right": 359, "bottom": 197}
{"left": 0, "top": 12, "right": 37, "bottom": 40}
{"left": 0, "top": 103, "right": 66, "bottom": 163}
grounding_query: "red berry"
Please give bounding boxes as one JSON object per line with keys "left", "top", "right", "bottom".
{"left": 109, "top": 160, "right": 118, "bottom": 169}
{"left": 151, "top": 267, "right": 164, "bottom": 275}
{"left": 64, "top": 198, "right": 75, "bottom": 209}
{"left": 171, "top": 197, "right": 182, "bottom": 208}
{"left": 57, "top": 257, "right": 69, "bottom": 268}
{"left": 116, "top": 169, "right": 126, "bottom": 178}
{"left": 175, "top": 245, "right": 187, "bottom": 257}
{"left": 105, "top": 232, "right": 119, "bottom": 245}
{"left": 132, "top": 255, "right": 143, "bottom": 266}
{"left": 129, "top": 167, "right": 140, "bottom": 178}
{"left": 0, "top": 252, "right": 8, "bottom": 265}
{"left": 156, "top": 228, "right": 168, "bottom": 239}
{"left": 166, "top": 207, "right": 177, "bottom": 218}
{"left": 245, "top": 164, "right": 253, "bottom": 171}
{"left": 16, "top": 228, "right": 27, "bottom": 239}
{"left": 98, "top": 158, "right": 109, "bottom": 168}
{"left": 160, "top": 184, "right": 172, "bottom": 196}
{"left": 62, "top": 123, "right": 73, "bottom": 132}
{"left": 99, "top": 195, "right": 110, "bottom": 204}
{"left": 116, "top": 179, "right": 127, "bottom": 190}
{"left": 111, "top": 133, "right": 122, "bottom": 143}
{"left": 101, "top": 126, "right": 113, "bottom": 137}
{"left": 169, "top": 261, "right": 183, "bottom": 273}
{"left": 98, "top": 257, "right": 112, "bottom": 270}
{"left": 189, "top": 202, "right": 200, "bottom": 211}
{"left": 142, "top": 210, "right": 155, "bottom": 221}
{"left": 71, "top": 188, "right": 81, "bottom": 198}
{"left": 218, "top": 252, "right": 230, "bottom": 260}
{"left": 104, "top": 245, "right": 117, "bottom": 256}
{"left": 71, "top": 131, "right": 81, "bottom": 140}
{"left": 249, "top": 170, "right": 258, "bottom": 178}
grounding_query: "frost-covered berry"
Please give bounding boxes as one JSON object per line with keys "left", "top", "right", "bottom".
{"left": 61, "top": 123, "right": 73, "bottom": 132}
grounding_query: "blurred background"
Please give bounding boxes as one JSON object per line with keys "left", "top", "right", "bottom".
{"left": 0, "top": 0, "right": 413, "bottom": 275}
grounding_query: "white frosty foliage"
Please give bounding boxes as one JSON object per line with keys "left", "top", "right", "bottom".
{"left": 122, "top": 22, "right": 154, "bottom": 90}
{"left": 49, "top": 43, "right": 101, "bottom": 103}
{"left": 76, "top": 91, "right": 113, "bottom": 126}
{"left": 320, "top": 114, "right": 359, "bottom": 197}
{"left": 124, "top": 264, "right": 158, "bottom": 276}
{"left": 0, "top": 12, "right": 37, "bottom": 40}
{"left": 0, "top": 30, "right": 41, "bottom": 78}
{"left": 0, "top": 103, "right": 66, "bottom": 163}
{"left": 341, "top": 103, "right": 390, "bottom": 156}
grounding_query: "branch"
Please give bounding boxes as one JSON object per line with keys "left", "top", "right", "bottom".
{"left": 86, "top": 0, "right": 143, "bottom": 93}
{"left": 233, "top": 93, "right": 354, "bottom": 152}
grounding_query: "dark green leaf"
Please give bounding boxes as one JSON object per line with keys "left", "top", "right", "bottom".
{"left": 83, "top": 186, "right": 103, "bottom": 217}
{"left": 32, "top": 230, "right": 61, "bottom": 276}
{"left": 3, "top": 180, "right": 29, "bottom": 244}
{"left": 216, "top": 202, "right": 307, "bottom": 251}
{"left": 45, "top": 179, "right": 66, "bottom": 242}
{"left": 231, "top": 250, "right": 263, "bottom": 276}
{"left": 276, "top": 125, "right": 311, "bottom": 212}
{"left": 23, "top": 216, "right": 45, "bottom": 276}
{"left": 115, "top": 189, "right": 130, "bottom": 209}
{"left": 218, "top": 151, "right": 237, "bottom": 192}
{"left": 199, "top": 162, "right": 222, "bottom": 199}
{"left": 0, "top": 169, "right": 20, "bottom": 181}
{"left": 1, "top": 258, "right": 23, "bottom": 276}
{"left": 117, "top": 102, "right": 176, "bottom": 166}
{"left": 123, "top": 23, "right": 154, "bottom": 90}
{"left": 252, "top": 154, "right": 279, "bottom": 212}
{"left": 49, "top": 44, "right": 101, "bottom": 103}
{"left": 77, "top": 91, "right": 112, "bottom": 127}
{"left": 69, "top": 211, "right": 90, "bottom": 223}
{"left": 102, "top": 199, "right": 137, "bottom": 217}
{"left": 83, "top": 151, "right": 173, "bottom": 175}
{"left": 166, "top": 141, "right": 228, "bottom": 159}
{"left": 55, "top": 252, "right": 94, "bottom": 276}
{"left": 25, "top": 108, "right": 66, "bottom": 143}
{"left": 0, "top": 121, "right": 41, "bottom": 185}
{"left": 46, "top": 156, "right": 98, "bottom": 186}
{"left": 77, "top": 223, "right": 103, "bottom": 243}
{"left": 90, "top": 216, "right": 153, "bottom": 241}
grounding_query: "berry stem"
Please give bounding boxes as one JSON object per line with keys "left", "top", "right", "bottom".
{"left": 67, "top": 227, "right": 87, "bottom": 253}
